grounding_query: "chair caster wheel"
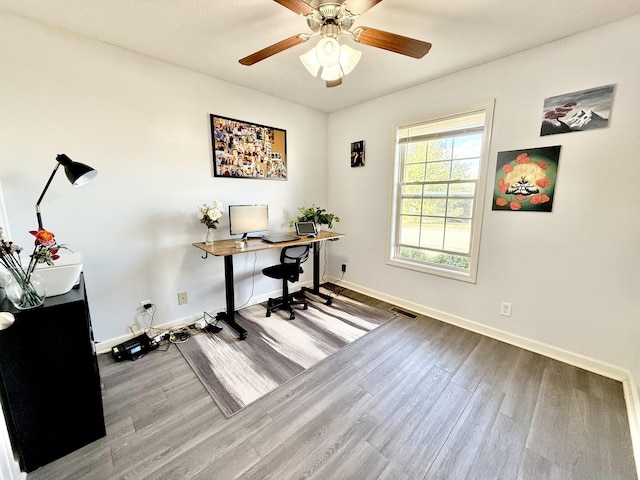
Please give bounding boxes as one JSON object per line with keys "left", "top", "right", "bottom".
{"left": 303, "top": 304, "right": 308, "bottom": 310}
{"left": 266, "top": 311, "right": 271, "bottom": 317}
{"left": 289, "top": 313, "right": 295, "bottom": 320}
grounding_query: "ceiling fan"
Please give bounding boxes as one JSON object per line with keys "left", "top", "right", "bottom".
{"left": 239, "top": 0, "right": 432, "bottom": 88}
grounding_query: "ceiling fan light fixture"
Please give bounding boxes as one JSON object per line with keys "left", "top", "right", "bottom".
{"left": 299, "top": 48, "right": 321, "bottom": 77}
{"left": 338, "top": 44, "right": 361, "bottom": 76}
{"left": 320, "top": 63, "right": 342, "bottom": 82}
{"left": 315, "top": 37, "right": 341, "bottom": 67}
{"left": 241, "top": 1, "right": 432, "bottom": 88}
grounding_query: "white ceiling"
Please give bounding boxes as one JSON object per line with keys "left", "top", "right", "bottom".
{"left": 2, "top": 0, "right": 639, "bottom": 113}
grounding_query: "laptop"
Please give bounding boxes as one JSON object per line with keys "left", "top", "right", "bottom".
{"left": 261, "top": 233, "right": 300, "bottom": 244}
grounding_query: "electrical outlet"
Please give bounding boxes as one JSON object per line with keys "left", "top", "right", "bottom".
{"left": 140, "top": 299, "right": 151, "bottom": 310}
{"left": 341, "top": 263, "right": 347, "bottom": 273}
{"left": 177, "top": 291, "right": 188, "bottom": 305}
{"left": 500, "top": 301, "right": 512, "bottom": 317}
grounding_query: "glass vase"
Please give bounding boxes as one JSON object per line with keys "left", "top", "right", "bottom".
{"left": 5, "top": 273, "right": 46, "bottom": 310}
{"left": 205, "top": 227, "right": 216, "bottom": 245}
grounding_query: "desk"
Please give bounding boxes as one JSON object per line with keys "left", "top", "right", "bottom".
{"left": 193, "top": 230, "right": 344, "bottom": 340}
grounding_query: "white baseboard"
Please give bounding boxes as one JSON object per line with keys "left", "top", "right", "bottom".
{"left": 332, "top": 278, "right": 628, "bottom": 378}
{"left": 95, "top": 311, "right": 212, "bottom": 354}
{"left": 94, "top": 283, "right": 306, "bottom": 354}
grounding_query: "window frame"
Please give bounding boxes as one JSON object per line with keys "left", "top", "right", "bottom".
{"left": 388, "top": 100, "right": 495, "bottom": 283}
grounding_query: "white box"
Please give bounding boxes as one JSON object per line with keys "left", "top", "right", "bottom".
{"left": 33, "top": 252, "right": 83, "bottom": 297}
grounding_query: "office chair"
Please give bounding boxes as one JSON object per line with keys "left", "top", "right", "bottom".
{"left": 262, "top": 244, "right": 310, "bottom": 320}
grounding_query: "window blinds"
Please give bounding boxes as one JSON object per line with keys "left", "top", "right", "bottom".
{"left": 397, "top": 111, "right": 486, "bottom": 144}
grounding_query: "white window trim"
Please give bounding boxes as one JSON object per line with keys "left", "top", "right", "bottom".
{"left": 0, "top": 178, "right": 11, "bottom": 240}
{"left": 387, "top": 99, "right": 495, "bottom": 283}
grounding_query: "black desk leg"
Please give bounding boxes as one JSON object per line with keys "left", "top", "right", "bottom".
{"left": 302, "top": 241, "right": 332, "bottom": 305}
{"left": 215, "top": 254, "right": 247, "bottom": 340}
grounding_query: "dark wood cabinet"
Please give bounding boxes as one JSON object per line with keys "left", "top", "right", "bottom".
{"left": 0, "top": 273, "right": 105, "bottom": 473}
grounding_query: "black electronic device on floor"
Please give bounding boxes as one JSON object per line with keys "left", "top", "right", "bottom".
{"left": 112, "top": 333, "right": 157, "bottom": 361}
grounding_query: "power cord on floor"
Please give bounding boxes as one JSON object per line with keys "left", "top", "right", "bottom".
{"left": 202, "top": 311, "right": 222, "bottom": 334}
{"left": 167, "top": 326, "right": 191, "bottom": 343}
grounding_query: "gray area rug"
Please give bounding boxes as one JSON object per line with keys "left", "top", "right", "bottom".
{"left": 177, "top": 288, "right": 396, "bottom": 417}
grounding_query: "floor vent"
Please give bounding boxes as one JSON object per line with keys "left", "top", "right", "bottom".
{"left": 390, "top": 306, "right": 418, "bottom": 318}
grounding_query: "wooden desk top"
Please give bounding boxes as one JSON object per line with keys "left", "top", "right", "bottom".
{"left": 193, "top": 230, "right": 345, "bottom": 257}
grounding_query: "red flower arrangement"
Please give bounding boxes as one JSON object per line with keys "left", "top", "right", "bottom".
{"left": 0, "top": 228, "right": 68, "bottom": 308}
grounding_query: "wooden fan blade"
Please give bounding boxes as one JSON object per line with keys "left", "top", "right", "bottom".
{"left": 353, "top": 27, "right": 432, "bottom": 58}
{"left": 273, "top": 0, "right": 313, "bottom": 15}
{"left": 326, "top": 78, "right": 342, "bottom": 88}
{"left": 239, "top": 35, "right": 308, "bottom": 66}
{"left": 346, "top": 0, "right": 383, "bottom": 15}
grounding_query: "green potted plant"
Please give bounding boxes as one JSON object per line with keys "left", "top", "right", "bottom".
{"left": 292, "top": 205, "right": 340, "bottom": 230}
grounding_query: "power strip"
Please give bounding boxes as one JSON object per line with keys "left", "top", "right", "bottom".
{"left": 151, "top": 333, "right": 167, "bottom": 344}
{"left": 192, "top": 312, "right": 223, "bottom": 334}
{"left": 193, "top": 317, "right": 222, "bottom": 333}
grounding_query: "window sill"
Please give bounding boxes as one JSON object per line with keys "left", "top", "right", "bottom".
{"left": 386, "top": 257, "right": 477, "bottom": 284}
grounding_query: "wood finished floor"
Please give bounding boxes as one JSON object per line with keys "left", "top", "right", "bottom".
{"left": 26, "top": 287, "right": 637, "bottom": 480}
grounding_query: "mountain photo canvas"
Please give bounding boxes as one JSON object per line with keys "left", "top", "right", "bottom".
{"left": 540, "top": 84, "right": 615, "bottom": 136}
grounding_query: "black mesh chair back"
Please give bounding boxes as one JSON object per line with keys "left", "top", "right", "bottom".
{"left": 279, "top": 244, "right": 310, "bottom": 281}
{"left": 262, "top": 244, "right": 310, "bottom": 319}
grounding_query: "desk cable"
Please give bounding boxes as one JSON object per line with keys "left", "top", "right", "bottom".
{"left": 321, "top": 239, "right": 346, "bottom": 298}
{"left": 235, "top": 250, "right": 259, "bottom": 310}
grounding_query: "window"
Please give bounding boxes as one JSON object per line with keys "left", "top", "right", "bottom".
{"left": 389, "top": 101, "right": 494, "bottom": 282}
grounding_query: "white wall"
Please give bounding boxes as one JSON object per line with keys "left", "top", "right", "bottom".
{"left": 327, "top": 15, "right": 640, "bottom": 383}
{"left": 0, "top": 11, "right": 328, "bottom": 343}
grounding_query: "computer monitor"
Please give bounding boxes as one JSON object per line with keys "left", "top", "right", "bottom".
{"left": 228, "top": 204, "right": 269, "bottom": 240}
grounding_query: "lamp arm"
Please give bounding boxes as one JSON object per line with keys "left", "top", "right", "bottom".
{"left": 35, "top": 162, "right": 62, "bottom": 230}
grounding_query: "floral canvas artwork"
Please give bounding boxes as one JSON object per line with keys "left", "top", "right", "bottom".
{"left": 492, "top": 146, "right": 561, "bottom": 212}
{"left": 540, "top": 84, "right": 615, "bottom": 136}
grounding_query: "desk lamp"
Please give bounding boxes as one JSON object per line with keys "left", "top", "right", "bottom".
{"left": 35, "top": 154, "right": 97, "bottom": 230}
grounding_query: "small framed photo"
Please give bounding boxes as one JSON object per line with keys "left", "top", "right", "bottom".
{"left": 351, "top": 141, "right": 365, "bottom": 167}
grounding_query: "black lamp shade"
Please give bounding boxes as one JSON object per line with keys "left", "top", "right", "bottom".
{"left": 35, "top": 154, "right": 98, "bottom": 230}
{"left": 56, "top": 154, "right": 98, "bottom": 186}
